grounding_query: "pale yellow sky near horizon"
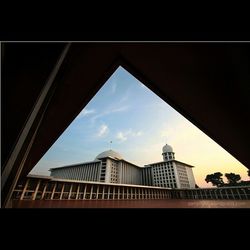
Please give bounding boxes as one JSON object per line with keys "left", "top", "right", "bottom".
{"left": 127, "top": 114, "right": 249, "bottom": 188}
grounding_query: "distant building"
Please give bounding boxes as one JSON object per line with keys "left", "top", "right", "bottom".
{"left": 142, "top": 144, "right": 196, "bottom": 189}
{"left": 50, "top": 150, "right": 141, "bottom": 185}
{"left": 50, "top": 144, "right": 196, "bottom": 189}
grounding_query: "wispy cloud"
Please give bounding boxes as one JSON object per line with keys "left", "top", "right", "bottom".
{"left": 97, "top": 124, "right": 109, "bottom": 137}
{"left": 116, "top": 129, "right": 143, "bottom": 142}
{"left": 117, "top": 132, "right": 127, "bottom": 142}
{"left": 78, "top": 108, "right": 96, "bottom": 118}
{"left": 91, "top": 105, "right": 129, "bottom": 122}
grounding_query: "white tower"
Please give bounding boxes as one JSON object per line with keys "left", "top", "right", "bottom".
{"left": 162, "top": 143, "right": 175, "bottom": 161}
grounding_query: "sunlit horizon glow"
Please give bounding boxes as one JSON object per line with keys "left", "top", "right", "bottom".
{"left": 31, "top": 67, "right": 249, "bottom": 187}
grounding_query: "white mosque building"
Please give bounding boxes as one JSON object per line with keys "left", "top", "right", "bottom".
{"left": 49, "top": 144, "right": 196, "bottom": 189}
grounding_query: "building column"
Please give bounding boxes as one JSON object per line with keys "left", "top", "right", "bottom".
{"left": 51, "top": 183, "right": 57, "bottom": 200}
{"left": 60, "top": 184, "right": 65, "bottom": 200}
{"left": 20, "top": 179, "right": 29, "bottom": 200}
{"left": 113, "top": 186, "right": 115, "bottom": 200}
{"left": 108, "top": 186, "right": 110, "bottom": 200}
{"left": 96, "top": 185, "right": 99, "bottom": 200}
{"left": 102, "top": 186, "right": 105, "bottom": 200}
{"left": 41, "top": 182, "right": 47, "bottom": 200}
{"left": 230, "top": 188, "right": 235, "bottom": 200}
{"left": 32, "top": 180, "right": 41, "bottom": 200}
{"left": 83, "top": 184, "right": 87, "bottom": 199}
{"left": 214, "top": 189, "right": 218, "bottom": 200}
{"left": 236, "top": 188, "right": 241, "bottom": 200}
{"left": 218, "top": 189, "right": 222, "bottom": 199}
{"left": 76, "top": 184, "right": 80, "bottom": 199}
{"left": 90, "top": 185, "right": 93, "bottom": 200}
{"left": 122, "top": 187, "right": 125, "bottom": 200}
{"left": 204, "top": 190, "right": 208, "bottom": 199}
{"left": 68, "top": 184, "right": 73, "bottom": 200}
{"left": 242, "top": 188, "right": 248, "bottom": 199}
{"left": 225, "top": 189, "right": 229, "bottom": 199}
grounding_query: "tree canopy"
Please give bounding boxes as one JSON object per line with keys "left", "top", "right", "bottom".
{"left": 205, "top": 170, "right": 250, "bottom": 187}
{"left": 225, "top": 173, "right": 241, "bottom": 186}
{"left": 205, "top": 172, "right": 224, "bottom": 187}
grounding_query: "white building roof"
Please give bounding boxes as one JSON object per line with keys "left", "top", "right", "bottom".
{"left": 95, "top": 150, "right": 123, "bottom": 160}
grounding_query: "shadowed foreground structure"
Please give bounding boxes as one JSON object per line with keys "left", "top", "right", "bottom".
{"left": 2, "top": 42, "right": 250, "bottom": 207}
{"left": 12, "top": 199, "right": 250, "bottom": 208}
{"left": 10, "top": 175, "right": 250, "bottom": 208}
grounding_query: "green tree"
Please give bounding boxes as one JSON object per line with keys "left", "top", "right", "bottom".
{"left": 225, "top": 173, "right": 241, "bottom": 186}
{"left": 205, "top": 172, "right": 224, "bottom": 187}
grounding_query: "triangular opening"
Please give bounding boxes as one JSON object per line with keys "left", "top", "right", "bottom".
{"left": 30, "top": 66, "right": 248, "bottom": 188}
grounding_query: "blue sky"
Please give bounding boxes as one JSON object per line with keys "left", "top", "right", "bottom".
{"left": 31, "top": 66, "right": 249, "bottom": 187}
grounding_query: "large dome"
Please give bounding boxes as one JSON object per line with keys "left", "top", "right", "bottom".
{"left": 95, "top": 150, "right": 123, "bottom": 160}
{"left": 162, "top": 144, "right": 173, "bottom": 153}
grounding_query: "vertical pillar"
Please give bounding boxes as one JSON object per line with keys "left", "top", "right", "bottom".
{"left": 90, "top": 185, "right": 93, "bottom": 200}
{"left": 96, "top": 185, "right": 99, "bottom": 200}
{"left": 225, "top": 189, "right": 229, "bottom": 199}
{"left": 122, "top": 187, "right": 125, "bottom": 200}
{"left": 242, "top": 188, "right": 248, "bottom": 199}
{"left": 32, "top": 180, "right": 41, "bottom": 200}
{"left": 83, "top": 184, "right": 87, "bottom": 199}
{"left": 51, "top": 183, "right": 57, "bottom": 200}
{"left": 230, "top": 188, "right": 235, "bottom": 200}
{"left": 20, "top": 179, "right": 29, "bottom": 200}
{"left": 108, "top": 186, "right": 110, "bottom": 200}
{"left": 204, "top": 190, "right": 208, "bottom": 199}
{"left": 60, "top": 184, "right": 65, "bottom": 200}
{"left": 219, "top": 189, "right": 223, "bottom": 199}
{"left": 102, "top": 186, "right": 105, "bottom": 200}
{"left": 41, "top": 182, "right": 47, "bottom": 199}
{"left": 76, "top": 184, "right": 80, "bottom": 200}
{"left": 68, "top": 184, "right": 73, "bottom": 200}
{"left": 113, "top": 186, "right": 115, "bottom": 200}
{"left": 236, "top": 188, "right": 241, "bottom": 200}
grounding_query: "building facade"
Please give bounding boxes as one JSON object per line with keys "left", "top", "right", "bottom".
{"left": 50, "top": 144, "right": 196, "bottom": 189}
{"left": 50, "top": 150, "right": 142, "bottom": 185}
{"left": 142, "top": 144, "right": 196, "bottom": 189}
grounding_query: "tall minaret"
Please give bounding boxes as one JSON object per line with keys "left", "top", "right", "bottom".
{"left": 162, "top": 143, "right": 175, "bottom": 161}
